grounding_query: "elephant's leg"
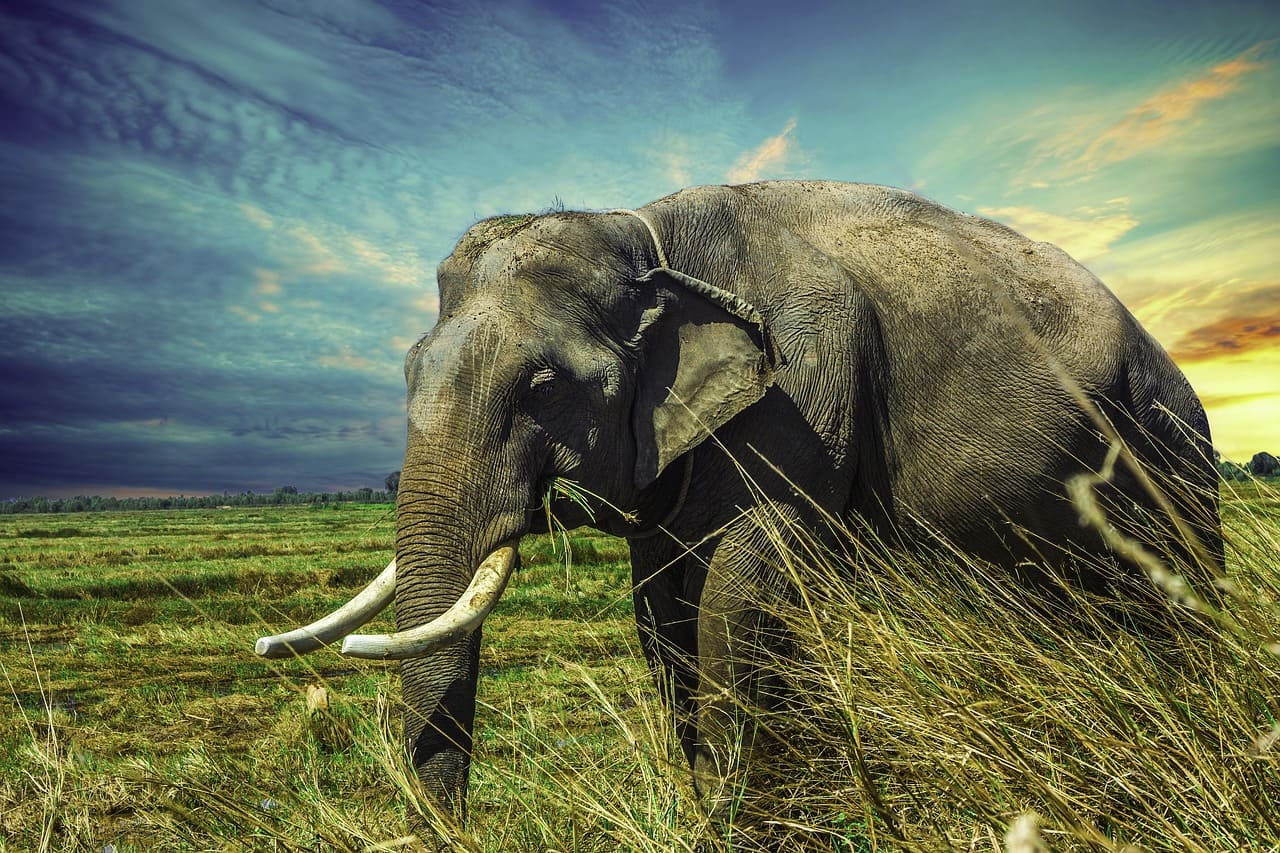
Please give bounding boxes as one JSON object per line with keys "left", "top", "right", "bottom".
{"left": 630, "top": 537, "right": 703, "bottom": 768}
{"left": 691, "top": 502, "right": 801, "bottom": 824}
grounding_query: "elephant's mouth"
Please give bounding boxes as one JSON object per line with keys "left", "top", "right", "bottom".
{"left": 255, "top": 543, "right": 519, "bottom": 660}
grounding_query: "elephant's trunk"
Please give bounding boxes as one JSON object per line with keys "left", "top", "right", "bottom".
{"left": 383, "top": 458, "right": 527, "bottom": 820}
{"left": 340, "top": 543, "right": 518, "bottom": 658}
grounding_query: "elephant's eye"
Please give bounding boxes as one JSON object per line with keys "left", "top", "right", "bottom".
{"left": 529, "top": 366, "right": 557, "bottom": 393}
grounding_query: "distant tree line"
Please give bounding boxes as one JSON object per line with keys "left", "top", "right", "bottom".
{"left": 1216, "top": 451, "right": 1280, "bottom": 482}
{"left": 1, "top": 481, "right": 399, "bottom": 515}
{"left": 3, "top": 457, "right": 1274, "bottom": 514}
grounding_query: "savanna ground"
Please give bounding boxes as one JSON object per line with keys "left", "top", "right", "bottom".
{"left": 1, "top": 482, "right": 1278, "bottom": 851}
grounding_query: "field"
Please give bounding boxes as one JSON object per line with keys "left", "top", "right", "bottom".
{"left": 2, "top": 483, "right": 1278, "bottom": 851}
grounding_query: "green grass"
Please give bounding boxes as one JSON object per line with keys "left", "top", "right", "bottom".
{"left": 2, "top": 484, "right": 1278, "bottom": 851}
{"left": 0, "top": 505, "right": 643, "bottom": 850}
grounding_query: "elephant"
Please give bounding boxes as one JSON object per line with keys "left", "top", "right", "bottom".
{"left": 257, "top": 180, "right": 1223, "bottom": 832}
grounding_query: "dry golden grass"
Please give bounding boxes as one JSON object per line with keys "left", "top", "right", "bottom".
{"left": 2, "top": 483, "right": 1277, "bottom": 851}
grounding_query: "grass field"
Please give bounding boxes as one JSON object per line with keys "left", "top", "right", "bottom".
{"left": 2, "top": 483, "right": 1278, "bottom": 851}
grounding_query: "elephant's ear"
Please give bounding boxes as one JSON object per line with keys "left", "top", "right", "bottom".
{"left": 631, "top": 267, "right": 777, "bottom": 489}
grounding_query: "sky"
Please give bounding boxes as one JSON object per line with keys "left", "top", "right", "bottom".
{"left": 0, "top": 0, "right": 1276, "bottom": 499}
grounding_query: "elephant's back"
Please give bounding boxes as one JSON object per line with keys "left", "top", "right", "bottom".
{"left": 739, "top": 181, "right": 1138, "bottom": 404}
{"left": 732, "top": 181, "right": 1201, "bottom": 553}
{"left": 734, "top": 181, "right": 1127, "bottom": 360}
{"left": 742, "top": 180, "right": 1152, "bottom": 389}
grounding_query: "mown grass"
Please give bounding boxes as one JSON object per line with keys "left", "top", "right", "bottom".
{"left": 2, "top": 483, "right": 1278, "bottom": 851}
{"left": 0, "top": 505, "right": 638, "bottom": 850}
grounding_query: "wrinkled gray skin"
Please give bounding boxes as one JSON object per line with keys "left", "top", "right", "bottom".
{"left": 395, "top": 181, "right": 1221, "bottom": 824}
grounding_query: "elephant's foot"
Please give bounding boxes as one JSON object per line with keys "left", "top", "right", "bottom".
{"left": 692, "top": 744, "right": 741, "bottom": 823}
{"left": 691, "top": 740, "right": 774, "bottom": 836}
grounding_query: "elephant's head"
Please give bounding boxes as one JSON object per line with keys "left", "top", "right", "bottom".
{"left": 257, "top": 208, "right": 775, "bottom": 813}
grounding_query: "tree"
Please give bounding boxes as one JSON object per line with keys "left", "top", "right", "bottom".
{"left": 1217, "top": 458, "right": 1249, "bottom": 482}
{"left": 385, "top": 471, "right": 401, "bottom": 494}
{"left": 1249, "top": 451, "right": 1280, "bottom": 478}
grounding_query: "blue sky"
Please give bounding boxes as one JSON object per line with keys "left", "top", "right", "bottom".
{"left": 1, "top": 0, "right": 1276, "bottom": 498}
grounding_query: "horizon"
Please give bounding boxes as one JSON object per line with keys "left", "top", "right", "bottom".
{"left": 2, "top": 484, "right": 395, "bottom": 501}
{"left": 1, "top": 1, "right": 1277, "bottom": 499}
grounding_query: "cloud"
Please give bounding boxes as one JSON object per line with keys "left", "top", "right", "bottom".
{"left": 1084, "top": 219, "right": 1280, "bottom": 458}
{"left": 1169, "top": 283, "right": 1280, "bottom": 363}
{"left": 992, "top": 42, "right": 1278, "bottom": 190}
{"left": 1199, "top": 390, "right": 1280, "bottom": 411}
{"left": 1076, "top": 43, "right": 1271, "bottom": 172}
{"left": 0, "top": 0, "right": 765, "bottom": 497}
{"left": 317, "top": 345, "right": 383, "bottom": 374}
{"left": 914, "top": 41, "right": 1280, "bottom": 199}
{"left": 282, "top": 221, "right": 348, "bottom": 277}
{"left": 239, "top": 206, "right": 430, "bottom": 289}
{"left": 0, "top": 337, "right": 407, "bottom": 495}
{"left": 664, "top": 151, "right": 691, "bottom": 188}
{"left": 241, "top": 204, "right": 276, "bottom": 231}
{"left": 346, "top": 234, "right": 425, "bottom": 287}
{"left": 1093, "top": 210, "right": 1280, "bottom": 337}
{"left": 229, "top": 304, "right": 262, "bottom": 323}
{"left": 727, "top": 117, "right": 798, "bottom": 183}
{"left": 977, "top": 199, "right": 1139, "bottom": 261}
{"left": 649, "top": 132, "right": 694, "bottom": 189}
{"left": 1172, "top": 315, "right": 1280, "bottom": 363}
{"left": 1132, "top": 278, "right": 1280, "bottom": 457}
{"left": 410, "top": 291, "right": 440, "bottom": 315}
{"left": 255, "top": 269, "right": 282, "bottom": 295}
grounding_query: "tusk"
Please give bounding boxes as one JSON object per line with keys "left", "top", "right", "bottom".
{"left": 255, "top": 559, "right": 397, "bottom": 658}
{"left": 340, "top": 543, "right": 518, "bottom": 660}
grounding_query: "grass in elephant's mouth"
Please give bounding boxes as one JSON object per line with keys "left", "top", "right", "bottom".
{"left": 1, "top": 486, "right": 1278, "bottom": 851}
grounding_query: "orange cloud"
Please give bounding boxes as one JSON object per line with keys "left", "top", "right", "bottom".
{"left": 997, "top": 41, "right": 1275, "bottom": 190}
{"left": 1166, "top": 283, "right": 1280, "bottom": 363}
{"left": 1171, "top": 315, "right": 1280, "bottom": 364}
{"left": 727, "top": 117, "right": 797, "bottom": 183}
{"left": 1077, "top": 42, "right": 1270, "bottom": 170}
